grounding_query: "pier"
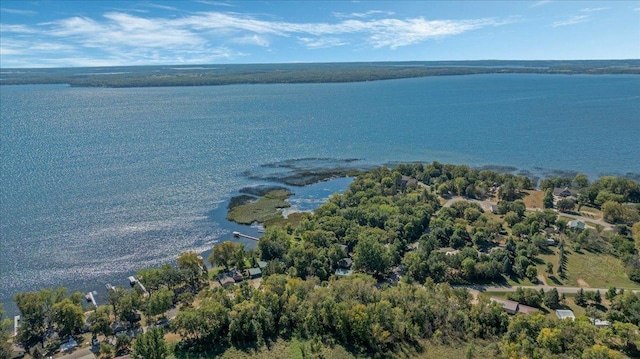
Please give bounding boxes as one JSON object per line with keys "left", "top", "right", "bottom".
{"left": 85, "top": 291, "right": 97, "bottom": 307}
{"left": 13, "top": 315, "right": 19, "bottom": 336}
{"left": 233, "top": 231, "right": 260, "bottom": 241}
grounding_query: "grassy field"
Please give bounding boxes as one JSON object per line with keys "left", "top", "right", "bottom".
{"left": 522, "top": 190, "right": 545, "bottom": 210}
{"left": 563, "top": 249, "right": 638, "bottom": 289}
{"left": 226, "top": 189, "right": 291, "bottom": 225}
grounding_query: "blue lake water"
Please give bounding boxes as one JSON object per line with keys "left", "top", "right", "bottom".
{"left": 1, "top": 74, "right": 639, "bottom": 314}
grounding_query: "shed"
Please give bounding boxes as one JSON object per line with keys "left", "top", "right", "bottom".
{"left": 257, "top": 261, "right": 268, "bottom": 269}
{"left": 592, "top": 319, "right": 611, "bottom": 327}
{"left": 248, "top": 267, "right": 262, "bottom": 279}
{"left": 516, "top": 304, "right": 540, "bottom": 314}
{"left": 546, "top": 238, "right": 556, "bottom": 246}
{"left": 556, "top": 309, "right": 576, "bottom": 321}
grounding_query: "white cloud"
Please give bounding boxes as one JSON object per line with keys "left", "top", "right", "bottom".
{"left": 552, "top": 15, "right": 590, "bottom": 27}
{"left": 231, "top": 34, "right": 270, "bottom": 47}
{"left": 579, "top": 7, "right": 608, "bottom": 13}
{"left": 298, "top": 37, "right": 348, "bottom": 49}
{"left": 1, "top": 9, "right": 512, "bottom": 67}
{"left": 333, "top": 10, "right": 395, "bottom": 19}
{"left": 0, "top": 8, "right": 38, "bottom": 15}
{"left": 530, "top": 1, "right": 552, "bottom": 8}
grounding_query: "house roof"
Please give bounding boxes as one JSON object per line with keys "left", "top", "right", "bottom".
{"left": 248, "top": 268, "right": 262, "bottom": 276}
{"left": 516, "top": 304, "right": 540, "bottom": 314}
{"left": 568, "top": 220, "right": 585, "bottom": 229}
{"left": 219, "top": 276, "right": 235, "bottom": 285}
{"left": 556, "top": 309, "right": 576, "bottom": 320}
{"left": 490, "top": 297, "right": 519, "bottom": 312}
{"left": 553, "top": 187, "right": 578, "bottom": 197}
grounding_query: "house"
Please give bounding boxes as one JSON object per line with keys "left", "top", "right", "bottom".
{"left": 490, "top": 298, "right": 519, "bottom": 315}
{"left": 247, "top": 267, "right": 262, "bottom": 279}
{"left": 591, "top": 319, "right": 611, "bottom": 328}
{"left": 229, "top": 269, "right": 244, "bottom": 282}
{"left": 490, "top": 297, "right": 540, "bottom": 315}
{"left": 218, "top": 275, "right": 235, "bottom": 287}
{"left": 553, "top": 187, "right": 578, "bottom": 199}
{"left": 568, "top": 220, "right": 585, "bottom": 230}
{"left": 399, "top": 175, "right": 418, "bottom": 190}
{"left": 556, "top": 309, "right": 576, "bottom": 321}
{"left": 338, "top": 257, "right": 353, "bottom": 269}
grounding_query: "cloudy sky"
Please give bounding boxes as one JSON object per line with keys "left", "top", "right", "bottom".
{"left": 1, "top": 0, "right": 639, "bottom": 68}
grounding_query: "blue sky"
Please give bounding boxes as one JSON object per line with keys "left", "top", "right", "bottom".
{"left": 1, "top": 1, "right": 639, "bottom": 68}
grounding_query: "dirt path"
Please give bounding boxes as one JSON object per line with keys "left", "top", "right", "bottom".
{"left": 577, "top": 278, "right": 590, "bottom": 287}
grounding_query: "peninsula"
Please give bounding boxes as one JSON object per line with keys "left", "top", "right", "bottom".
{"left": 4, "top": 162, "right": 640, "bottom": 359}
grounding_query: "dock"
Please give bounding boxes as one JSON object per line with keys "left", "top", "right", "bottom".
{"left": 13, "top": 315, "right": 20, "bottom": 336}
{"left": 85, "top": 291, "right": 97, "bottom": 307}
{"left": 233, "top": 231, "right": 260, "bottom": 241}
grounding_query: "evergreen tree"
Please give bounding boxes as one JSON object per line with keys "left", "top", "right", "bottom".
{"left": 575, "top": 288, "right": 587, "bottom": 307}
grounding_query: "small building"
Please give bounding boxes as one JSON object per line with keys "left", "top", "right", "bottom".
{"left": 247, "top": 267, "right": 262, "bottom": 279}
{"left": 257, "top": 261, "right": 268, "bottom": 269}
{"left": 400, "top": 175, "right": 418, "bottom": 190}
{"left": 218, "top": 275, "right": 235, "bottom": 287}
{"left": 556, "top": 309, "right": 576, "bottom": 321}
{"left": 128, "top": 276, "right": 137, "bottom": 286}
{"left": 335, "top": 269, "right": 353, "bottom": 277}
{"left": 490, "top": 297, "right": 539, "bottom": 315}
{"left": 568, "top": 220, "right": 585, "bottom": 230}
{"left": 591, "top": 318, "right": 611, "bottom": 328}
{"left": 340, "top": 244, "right": 349, "bottom": 256}
{"left": 546, "top": 238, "right": 556, "bottom": 246}
{"left": 338, "top": 257, "right": 353, "bottom": 269}
{"left": 553, "top": 187, "right": 578, "bottom": 198}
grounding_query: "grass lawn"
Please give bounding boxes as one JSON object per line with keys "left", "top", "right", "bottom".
{"left": 563, "top": 249, "right": 640, "bottom": 289}
{"left": 522, "top": 190, "right": 545, "bottom": 210}
{"left": 227, "top": 189, "right": 291, "bottom": 225}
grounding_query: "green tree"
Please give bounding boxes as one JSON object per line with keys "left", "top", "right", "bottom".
{"left": 115, "top": 334, "right": 132, "bottom": 356}
{"left": 544, "top": 288, "right": 560, "bottom": 309}
{"left": 504, "top": 211, "right": 521, "bottom": 227}
{"left": 147, "top": 287, "right": 174, "bottom": 318}
{"left": 13, "top": 291, "right": 47, "bottom": 349}
{"left": 557, "top": 198, "right": 576, "bottom": 212}
{"left": 575, "top": 288, "right": 587, "bottom": 306}
{"left": 177, "top": 251, "right": 207, "bottom": 292}
{"left": 543, "top": 189, "right": 554, "bottom": 209}
{"left": 88, "top": 306, "right": 112, "bottom": 338}
{"left": 0, "top": 304, "right": 12, "bottom": 359}
{"left": 353, "top": 234, "right": 391, "bottom": 276}
{"left": 208, "top": 241, "right": 239, "bottom": 270}
{"left": 526, "top": 265, "right": 538, "bottom": 281}
{"left": 573, "top": 174, "right": 589, "bottom": 188}
{"left": 546, "top": 262, "right": 554, "bottom": 274}
{"left": 52, "top": 298, "right": 84, "bottom": 337}
{"left": 132, "top": 327, "right": 168, "bottom": 359}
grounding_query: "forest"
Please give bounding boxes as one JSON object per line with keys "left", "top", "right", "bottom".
{"left": 3, "top": 162, "right": 640, "bottom": 359}
{"left": 1, "top": 60, "right": 639, "bottom": 88}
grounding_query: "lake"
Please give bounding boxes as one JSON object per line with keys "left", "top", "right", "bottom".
{"left": 1, "top": 74, "right": 639, "bottom": 314}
